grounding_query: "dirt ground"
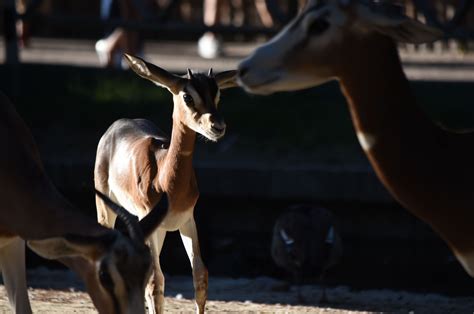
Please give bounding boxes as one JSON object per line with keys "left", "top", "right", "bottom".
{"left": 0, "top": 269, "right": 473, "bottom": 313}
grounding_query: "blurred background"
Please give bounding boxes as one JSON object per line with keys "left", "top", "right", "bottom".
{"left": 1, "top": 0, "right": 474, "bottom": 296}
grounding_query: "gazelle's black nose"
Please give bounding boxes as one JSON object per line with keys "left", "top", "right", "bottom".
{"left": 211, "top": 122, "right": 226, "bottom": 133}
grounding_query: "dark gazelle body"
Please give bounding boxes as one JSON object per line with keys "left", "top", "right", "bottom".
{"left": 0, "top": 91, "right": 167, "bottom": 314}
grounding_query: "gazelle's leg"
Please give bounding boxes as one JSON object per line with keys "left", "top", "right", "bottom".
{"left": 179, "top": 217, "right": 208, "bottom": 314}
{"left": 255, "top": 0, "right": 274, "bottom": 27}
{"left": 203, "top": 0, "right": 219, "bottom": 26}
{"left": 147, "top": 228, "right": 167, "bottom": 314}
{"left": 0, "top": 237, "right": 32, "bottom": 314}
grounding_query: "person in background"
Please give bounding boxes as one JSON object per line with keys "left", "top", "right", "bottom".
{"left": 95, "top": 0, "right": 151, "bottom": 69}
{"left": 15, "top": 0, "right": 51, "bottom": 48}
{"left": 198, "top": 0, "right": 275, "bottom": 59}
{"left": 15, "top": 0, "right": 30, "bottom": 48}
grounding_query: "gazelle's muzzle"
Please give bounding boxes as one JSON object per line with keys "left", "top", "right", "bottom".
{"left": 237, "top": 46, "right": 286, "bottom": 95}
{"left": 124, "top": 291, "right": 146, "bottom": 314}
{"left": 200, "top": 113, "right": 226, "bottom": 141}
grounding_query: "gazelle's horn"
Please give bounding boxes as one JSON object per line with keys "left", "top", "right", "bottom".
{"left": 95, "top": 190, "right": 144, "bottom": 243}
{"left": 187, "top": 68, "right": 194, "bottom": 79}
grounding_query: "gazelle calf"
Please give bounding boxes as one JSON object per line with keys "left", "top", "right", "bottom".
{"left": 94, "top": 54, "right": 237, "bottom": 314}
{"left": 0, "top": 91, "right": 167, "bottom": 314}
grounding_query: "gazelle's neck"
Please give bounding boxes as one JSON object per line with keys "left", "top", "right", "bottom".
{"left": 339, "top": 36, "right": 440, "bottom": 207}
{"left": 337, "top": 35, "right": 474, "bottom": 258}
{"left": 158, "top": 118, "right": 196, "bottom": 197}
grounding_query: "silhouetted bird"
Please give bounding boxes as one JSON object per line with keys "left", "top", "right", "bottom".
{"left": 271, "top": 205, "right": 342, "bottom": 303}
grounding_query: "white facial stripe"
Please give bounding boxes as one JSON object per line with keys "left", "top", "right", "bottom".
{"left": 173, "top": 92, "right": 212, "bottom": 139}
{"left": 297, "top": 1, "right": 347, "bottom": 30}
{"left": 153, "top": 81, "right": 170, "bottom": 90}
{"left": 305, "top": 3, "right": 347, "bottom": 35}
{"left": 108, "top": 262, "right": 125, "bottom": 301}
{"left": 215, "top": 90, "right": 221, "bottom": 106}
{"left": 262, "top": 13, "right": 307, "bottom": 54}
{"left": 357, "top": 131, "right": 377, "bottom": 151}
{"left": 108, "top": 240, "right": 139, "bottom": 312}
{"left": 183, "top": 86, "right": 202, "bottom": 107}
{"left": 95, "top": 259, "right": 121, "bottom": 312}
{"left": 272, "top": 3, "right": 345, "bottom": 61}
{"left": 279, "top": 229, "right": 294, "bottom": 245}
{"left": 303, "top": 9, "right": 328, "bottom": 27}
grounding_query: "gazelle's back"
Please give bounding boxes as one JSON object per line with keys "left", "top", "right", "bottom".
{"left": 0, "top": 92, "right": 99, "bottom": 239}
{"left": 95, "top": 118, "right": 170, "bottom": 220}
{"left": 96, "top": 118, "right": 169, "bottom": 171}
{"left": 0, "top": 92, "right": 44, "bottom": 182}
{"left": 98, "top": 118, "right": 169, "bottom": 151}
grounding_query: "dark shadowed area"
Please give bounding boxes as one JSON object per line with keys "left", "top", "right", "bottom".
{"left": 1, "top": 63, "right": 474, "bottom": 298}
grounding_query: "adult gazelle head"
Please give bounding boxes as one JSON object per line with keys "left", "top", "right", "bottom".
{"left": 124, "top": 53, "right": 237, "bottom": 141}
{"left": 27, "top": 191, "right": 167, "bottom": 314}
{"left": 238, "top": 0, "right": 443, "bottom": 94}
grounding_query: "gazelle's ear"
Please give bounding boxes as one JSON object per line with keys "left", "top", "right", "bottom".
{"left": 123, "top": 53, "right": 183, "bottom": 93}
{"left": 215, "top": 70, "right": 238, "bottom": 89}
{"left": 27, "top": 233, "right": 115, "bottom": 261}
{"left": 356, "top": 2, "right": 443, "bottom": 44}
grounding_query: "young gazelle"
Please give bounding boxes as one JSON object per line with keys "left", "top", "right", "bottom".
{"left": 94, "top": 54, "right": 237, "bottom": 313}
{"left": 238, "top": 0, "right": 474, "bottom": 276}
{"left": 0, "top": 91, "right": 167, "bottom": 314}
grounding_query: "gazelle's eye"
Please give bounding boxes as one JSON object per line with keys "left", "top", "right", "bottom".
{"left": 183, "top": 93, "right": 194, "bottom": 105}
{"left": 99, "top": 265, "right": 114, "bottom": 289}
{"left": 308, "top": 19, "right": 329, "bottom": 35}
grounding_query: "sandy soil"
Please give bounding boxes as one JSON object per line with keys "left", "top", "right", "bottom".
{"left": 0, "top": 269, "right": 473, "bottom": 313}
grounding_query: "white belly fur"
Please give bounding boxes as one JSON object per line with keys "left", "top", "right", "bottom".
{"left": 158, "top": 209, "right": 194, "bottom": 231}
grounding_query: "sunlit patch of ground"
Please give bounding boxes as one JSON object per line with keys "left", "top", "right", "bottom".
{"left": 0, "top": 269, "right": 472, "bottom": 313}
